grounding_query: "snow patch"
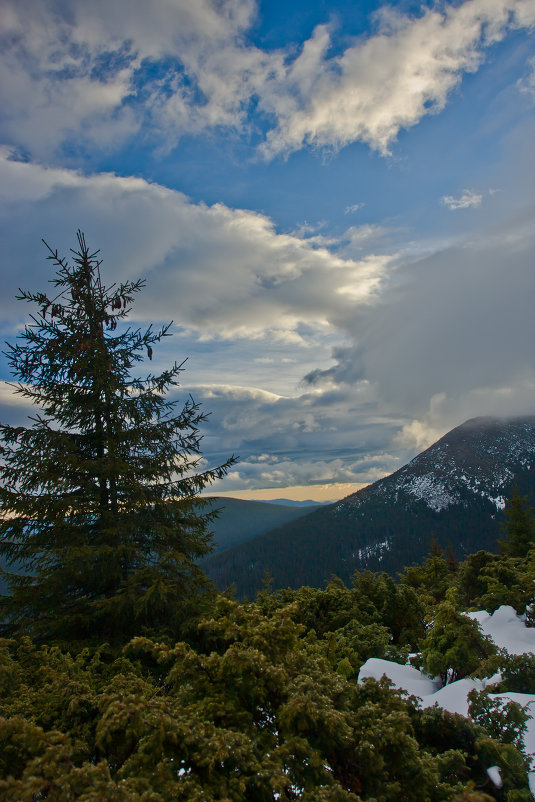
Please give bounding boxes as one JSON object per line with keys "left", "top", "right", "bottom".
{"left": 397, "top": 474, "right": 458, "bottom": 512}
{"left": 487, "top": 766, "right": 503, "bottom": 789}
{"left": 358, "top": 606, "right": 535, "bottom": 794}
{"left": 359, "top": 658, "right": 438, "bottom": 697}
{"left": 356, "top": 539, "right": 391, "bottom": 563}
{"left": 467, "top": 605, "right": 535, "bottom": 655}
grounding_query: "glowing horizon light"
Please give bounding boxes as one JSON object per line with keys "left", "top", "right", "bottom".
{"left": 202, "top": 482, "right": 368, "bottom": 503}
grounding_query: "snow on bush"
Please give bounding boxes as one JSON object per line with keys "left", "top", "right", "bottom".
{"left": 358, "top": 605, "right": 535, "bottom": 793}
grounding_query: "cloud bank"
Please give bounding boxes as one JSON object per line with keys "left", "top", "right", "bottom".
{"left": 0, "top": 146, "right": 533, "bottom": 489}
{"left": 0, "top": 149, "right": 387, "bottom": 342}
{"left": 1, "top": 0, "right": 534, "bottom": 160}
{"left": 0, "top": 0, "right": 533, "bottom": 493}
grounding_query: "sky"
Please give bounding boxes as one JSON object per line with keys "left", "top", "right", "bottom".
{"left": 0, "top": 0, "right": 533, "bottom": 501}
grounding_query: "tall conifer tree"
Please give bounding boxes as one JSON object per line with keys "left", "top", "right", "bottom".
{"left": 499, "top": 488, "right": 535, "bottom": 558}
{"left": 0, "top": 232, "right": 235, "bottom": 644}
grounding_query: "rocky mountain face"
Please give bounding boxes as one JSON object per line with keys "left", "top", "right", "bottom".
{"left": 203, "top": 416, "right": 535, "bottom": 598}
{"left": 355, "top": 415, "right": 533, "bottom": 514}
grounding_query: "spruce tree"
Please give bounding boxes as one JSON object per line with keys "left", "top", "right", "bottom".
{"left": 0, "top": 232, "right": 235, "bottom": 644}
{"left": 499, "top": 488, "right": 535, "bottom": 558}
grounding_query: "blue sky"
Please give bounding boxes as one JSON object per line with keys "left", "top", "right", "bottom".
{"left": 0, "top": 0, "right": 534, "bottom": 500}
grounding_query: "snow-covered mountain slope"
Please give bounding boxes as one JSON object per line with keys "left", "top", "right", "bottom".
{"left": 203, "top": 416, "right": 535, "bottom": 596}
{"left": 344, "top": 416, "right": 534, "bottom": 515}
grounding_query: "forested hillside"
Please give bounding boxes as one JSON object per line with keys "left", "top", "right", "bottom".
{"left": 202, "top": 417, "right": 535, "bottom": 598}
{"left": 200, "top": 497, "right": 318, "bottom": 554}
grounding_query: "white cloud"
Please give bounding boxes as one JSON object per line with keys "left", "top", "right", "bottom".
{"left": 306, "top": 201, "right": 535, "bottom": 453}
{"left": 259, "top": 0, "right": 535, "bottom": 158}
{"left": 0, "top": 382, "right": 30, "bottom": 408}
{"left": 442, "top": 189, "right": 483, "bottom": 209}
{"left": 0, "top": 150, "right": 389, "bottom": 345}
{"left": 2, "top": 149, "right": 532, "bottom": 485}
{"left": 201, "top": 383, "right": 403, "bottom": 489}
{"left": 395, "top": 382, "right": 535, "bottom": 452}
{"left": 0, "top": 0, "right": 533, "bottom": 160}
{"left": 0, "top": 86, "right": 533, "bottom": 492}
{"left": 340, "top": 225, "right": 388, "bottom": 253}
{"left": 0, "top": 382, "right": 35, "bottom": 427}
{"left": 344, "top": 203, "right": 365, "bottom": 214}
{"left": 0, "top": 0, "right": 269, "bottom": 158}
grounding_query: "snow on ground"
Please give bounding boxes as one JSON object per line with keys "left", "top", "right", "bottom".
{"left": 358, "top": 606, "right": 535, "bottom": 793}
{"left": 486, "top": 765, "right": 503, "bottom": 789}
{"left": 359, "top": 658, "right": 439, "bottom": 697}
{"left": 425, "top": 677, "right": 486, "bottom": 717}
{"left": 396, "top": 474, "right": 458, "bottom": 512}
{"left": 467, "top": 605, "right": 535, "bottom": 655}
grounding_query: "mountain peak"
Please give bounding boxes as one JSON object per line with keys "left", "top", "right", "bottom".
{"left": 343, "top": 415, "right": 535, "bottom": 514}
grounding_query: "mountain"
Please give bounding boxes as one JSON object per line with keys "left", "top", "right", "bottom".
{"left": 0, "top": 497, "right": 316, "bottom": 597}
{"left": 260, "top": 499, "right": 330, "bottom": 508}
{"left": 202, "top": 416, "right": 535, "bottom": 598}
{"left": 202, "top": 497, "right": 319, "bottom": 554}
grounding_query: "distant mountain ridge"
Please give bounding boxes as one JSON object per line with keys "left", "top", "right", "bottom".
{"left": 202, "top": 497, "right": 318, "bottom": 554}
{"left": 0, "top": 496, "right": 318, "bottom": 597}
{"left": 202, "top": 416, "right": 535, "bottom": 598}
{"left": 262, "top": 499, "right": 331, "bottom": 508}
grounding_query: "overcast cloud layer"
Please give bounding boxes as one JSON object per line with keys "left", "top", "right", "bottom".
{"left": 0, "top": 0, "right": 533, "bottom": 498}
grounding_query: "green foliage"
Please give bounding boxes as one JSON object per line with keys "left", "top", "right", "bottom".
{"left": 497, "top": 651, "right": 535, "bottom": 694}
{"left": 0, "top": 241, "right": 534, "bottom": 799}
{"left": 325, "top": 619, "right": 393, "bottom": 679}
{"left": 261, "top": 579, "right": 360, "bottom": 638}
{"left": 468, "top": 689, "right": 529, "bottom": 750}
{"left": 1, "top": 592, "right": 531, "bottom": 801}
{"left": 351, "top": 571, "right": 426, "bottom": 647}
{"left": 499, "top": 489, "right": 535, "bottom": 558}
{"left": 256, "top": 573, "right": 424, "bottom": 677}
{"left": 411, "top": 705, "right": 532, "bottom": 800}
{"left": 0, "top": 233, "right": 234, "bottom": 645}
{"left": 401, "top": 538, "right": 454, "bottom": 611}
{"left": 421, "top": 602, "right": 497, "bottom": 685}
{"left": 454, "top": 550, "right": 535, "bottom": 617}
{"left": 455, "top": 551, "right": 500, "bottom": 609}
{"left": 476, "top": 557, "right": 535, "bottom": 616}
